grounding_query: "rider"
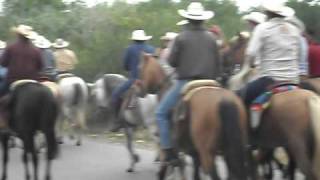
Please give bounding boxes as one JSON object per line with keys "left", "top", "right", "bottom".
{"left": 52, "top": 38, "right": 78, "bottom": 74}
{"left": 110, "top": 30, "right": 155, "bottom": 132}
{"left": 156, "top": 2, "right": 220, "bottom": 162}
{"left": 238, "top": 3, "right": 301, "bottom": 127}
{"left": 0, "top": 25, "right": 43, "bottom": 96}
{"left": 158, "top": 32, "right": 178, "bottom": 77}
{"left": 0, "top": 25, "right": 43, "bottom": 133}
{"left": 33, "top": 35, "right": 57, "bottom": 81}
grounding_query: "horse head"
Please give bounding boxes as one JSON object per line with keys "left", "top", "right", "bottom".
{"left": 138, "top": 53, "right": 166, "bottom": 97}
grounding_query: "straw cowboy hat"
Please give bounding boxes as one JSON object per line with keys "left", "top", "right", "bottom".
{"left": 243, "top": 12, "right": 267, "bottom": 24}
{"left": 52, "top": 38, "right": 70, "bottom": 48}
{"left": 0, "top": 40, "right": 6, "bottom": 49}
{"left": 261, "top": 2, "right": 295, "bottom": 17}
{"left": 131, "top": 30, "right": 152, "bottom": 41}
{"left": 178, "top": 2, "right": 214, "bottom": 21}
{"left": 160, "top": 32, "right": 178, "bottom": 41}
{"left": 11, "top": 24, "right": 38, "bottom": 40}
{"left": 33, "top": 36, "right": 51, "bottom": 49}
{"left": 176, "top": 20, "right": 189, "bottom": 26}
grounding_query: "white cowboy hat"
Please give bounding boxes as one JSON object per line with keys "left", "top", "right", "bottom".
{"left": 243, "top": 12, "right": 267, "bottom": 24}
{"left": 176, "top": 20, "right": 189, "bottom": 26}
{"left": 262, "top": 2, "right": 295, "bottom": 17}
{"left": 160, "top": 32, "right": 178, "bottom": 41}
{"left": 11, "top": 24, "right": 38, "bottom": 40}
{"left": 178, "top": 2, "right": 214, "bottom": 21}
{"left": 286, "top": 16, "right": 305, "bottom": 33}
{"left": 33, "top": 35, "right": 51, "bottom": 49}
{"left": 131, "top": 30, "right": 152, "bottom": 41}
{"left": 52, "top": 38, "right": 70, "bottom": 48}
{"left": 0, "top": 40, "right": 6, "bottom": 49}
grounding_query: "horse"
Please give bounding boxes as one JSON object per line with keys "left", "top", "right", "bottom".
{"left": 57, "top": 74, "right": 89, "bottom": 146}
{"left": 229, "top": 59, "right": 320, "bottom": 179}
{"left": 0, "top": 81, "right": 59, "bottom": 180}
{"left": 139, "top": 54, "right": 250, "bottom": 180}
{"left": 222, "top": 32, "right": 251, "bottom": 78}
{"left": 90, "top": 74, "right": 159, "bottom": 172}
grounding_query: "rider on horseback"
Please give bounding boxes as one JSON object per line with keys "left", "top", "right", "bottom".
{"left": 0, "top": 25, "right": 43, "bottom": 133}
{"left": 237, "top": 2, "right": 301, "bottom": 128}
{"left": 157, "top": 2, "right": 220, "bottom": 162}
{"left": 111, "top": 30, "right": 155, "bottom": 132}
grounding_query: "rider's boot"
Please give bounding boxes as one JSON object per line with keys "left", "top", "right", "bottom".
{"left": 110, "top": 100, "right": 124, "bottom": 132}
{"left": 250, "top": 105, "right": 262, "bottom": 130}
{"left": 163, "top": 148, "right": 180, "bottom": 165}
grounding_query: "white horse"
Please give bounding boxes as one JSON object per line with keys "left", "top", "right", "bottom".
{"left": 57, "top": 74, "right": 89, "bottom": 146}
{"left": 90, "top": 74, "right": 159, "bottom": 172}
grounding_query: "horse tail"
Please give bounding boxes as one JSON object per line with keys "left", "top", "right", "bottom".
{"left": 72, "top": 83, "right": 83, "bottom": 105}
{"left": 219, "top": 99, "right": 247, "bottom": 179}
{"left": 308, "top": 95, "right": 320, "bottom": 177}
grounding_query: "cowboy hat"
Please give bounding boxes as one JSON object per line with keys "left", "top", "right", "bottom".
{"left": 243, "top": 12, "right": 267, "bottom": 24}
{"left": 160, "top": 32, "right": 178, "bottom": 41}
{"left": 0, "top": 40, "right": 6, "bottom": 49}
{"left": 262, "top": 2, "right": 295, "bottom": 17}
{"left": 176, "top": 20, "right": 189, "bottom": 26}
{"left": 11, "top": 24, "right": 38, "bottom": 40}
{"left": 52, "top": 38, "right": 70, "bottom": 48}
{"left": 33, "top": 36, "right": 51, "bottom": 49}
{"left": 178, "top": 2, "right": 214, "bottom": 21}
{"left": 131, "top": 30, "right": 152, "bottom": 41}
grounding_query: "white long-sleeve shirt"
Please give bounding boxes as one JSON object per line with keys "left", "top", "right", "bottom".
{"left": 246, "top": 18, "right": 301, "bottom": 83}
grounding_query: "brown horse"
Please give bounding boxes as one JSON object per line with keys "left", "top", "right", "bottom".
{"left": 139, "top": 54, "right": 249, "bottom": 180}
{"left": 229, "top": 60, "right": 320, "bottom": 179}
{"left": 222, "top": 32, "right": 250, "bottom": 77}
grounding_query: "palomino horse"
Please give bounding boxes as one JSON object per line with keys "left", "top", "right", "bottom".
{"left": 90, "top": 74, "right": 158, "bottom": 172}
{"left": 0, "top": 81, "right": 59, "bottom": 180}
{"left": 139, "top": 54, "right": 249, "bottom": 180}
{"left": 57, "top": 74, "right": 88, "bottom": 146}
{"left": 229, "top": 61, "right": 320, "bottom": 179}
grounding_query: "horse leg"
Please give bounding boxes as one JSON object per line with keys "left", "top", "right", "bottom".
{"left": 191, "top": 153, "right": 201, "bottom": 180}
{"left": 45, "top": 129, "right": 58, "bottom": 180}
{"left": 288, "top": 138, "right": 316, "bottom": 180}
{"left": 1, "top": 135, "right": 9, "bottom": 180}
{"left": 124, "top": 126, "right": 139, "bottom": 172}
{"left": 75, "top": 109, "right": 86, "bottom": 146}
{"left": 29, "top": 138, "right": 39, "bottom": 180}
{"left": 22, "top": 149, "right": 31, "bottom": 180}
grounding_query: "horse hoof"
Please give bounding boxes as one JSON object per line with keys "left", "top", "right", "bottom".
{"left": 69, "top": 135, "right": 75, "bottom": 140}
{"left": 1, "top": 174, "right": 7, "bottom": 180}
{"left": 57, "top": 137, "right": 64, "bottom": 144}
{"left": 45, "top": 175, "right": 51, "bottom": 180}
{"left": 127, "top": 168, "right": 134, "bottom": 173}
{"left": 133, "top": 154, "right": 140, "bottom": 163}
{"left": 76, "top": 141, "right": 81, "bottom": 146}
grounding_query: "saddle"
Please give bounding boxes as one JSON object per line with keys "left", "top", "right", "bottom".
{"left": 250, "top": 83, "right": 299, "bottom": 128}
{"left": 56, "top": 73, "right": 75, "bottom": 81}
{"left": 181, "top": 80, "right": 221, "bottom": 102}
{"left": 10, "top": 80, "right": 38, "bottom": 91}
{"left": 175, "top": 80, "right": 221, "bottom": 122}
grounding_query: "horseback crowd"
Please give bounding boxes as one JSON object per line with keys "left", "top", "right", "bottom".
{"left": 1, "top": 1, "right": 320, "bottom": 180}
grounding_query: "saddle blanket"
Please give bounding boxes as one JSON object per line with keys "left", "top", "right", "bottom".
{"left": 250, "top": 85, "right": 299, "bottom": 112}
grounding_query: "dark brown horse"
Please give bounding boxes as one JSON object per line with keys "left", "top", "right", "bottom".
{"left": 139, "top": 54, "right": 249, "bottom": 180}
{"left": 0, "top": 81, "right": 59, "bottom": 180}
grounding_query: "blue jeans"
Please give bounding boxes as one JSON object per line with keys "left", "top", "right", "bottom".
{"left": 156, "top": 80, "right": 188, "bottom": 149}
{"left": 111, "top": 78, "right": 136, "bottom": 106}
{"left": 237, "top": 77, "right": 274, "bottom": 107}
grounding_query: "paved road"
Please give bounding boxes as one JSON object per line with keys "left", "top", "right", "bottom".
{"left": 1, "top": 138, "right": 158, "bottom": 180}
{"left": 1, "top": 137, "right": 305, "bottom": 180}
